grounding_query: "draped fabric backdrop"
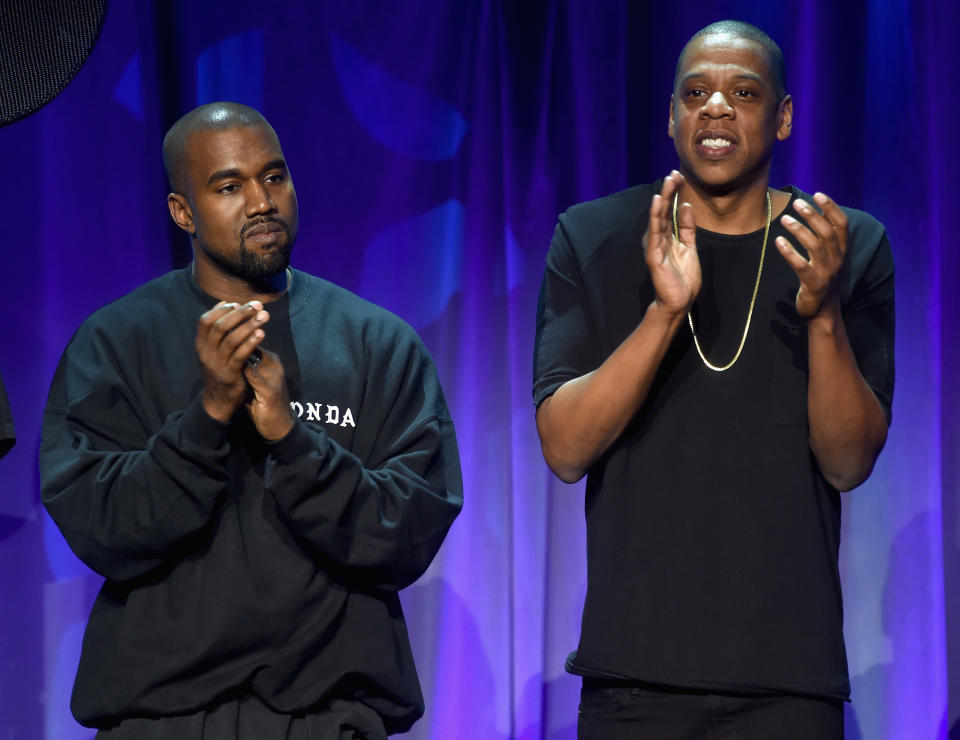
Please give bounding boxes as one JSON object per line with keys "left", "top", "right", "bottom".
{"left": 0, "top": 2, "right": 956, "bottom": 738}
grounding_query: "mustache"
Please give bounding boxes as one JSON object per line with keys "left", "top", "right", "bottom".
{"left": 240, "top": 217, "right": 289, "bottom": 238}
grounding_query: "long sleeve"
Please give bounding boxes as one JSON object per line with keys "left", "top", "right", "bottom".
{"left": 264, "top": 329, "right": 462, "bottom": 592}
{"left": 40, "top": 323, "right": 231, "bottom": 582}
{"left": 0, "top": 370, "right": 14, "bottom": 459}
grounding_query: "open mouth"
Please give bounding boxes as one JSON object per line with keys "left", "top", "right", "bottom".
{"left": 696, "top": 131, "right": 737, "bottom": 159}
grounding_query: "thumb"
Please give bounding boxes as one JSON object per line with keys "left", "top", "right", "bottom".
{"left": 676, "top": 201, "right": 697, "bottom": 248}
{"left": 243, "top": 349, "right": 280, "bottom": 391}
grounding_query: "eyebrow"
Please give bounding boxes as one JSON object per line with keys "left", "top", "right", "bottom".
{"left": 206, "top": 159, "right": 288, "bottom": 186}
{"left": 206, "top": 168, "right": 241, "bottom": 186}
{"left": 680, "top": 72, "right": 764, "bottom": 86}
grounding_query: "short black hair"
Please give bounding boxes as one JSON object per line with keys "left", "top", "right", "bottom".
{"left": 162, "top": 102, "right": 277, "bottom": 193}
{"left": 674, "top": 21, "right": 786, "bottom": 100}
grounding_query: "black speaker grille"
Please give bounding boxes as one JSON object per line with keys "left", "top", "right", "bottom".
{"left": 0, "top": 0, "right": 107, "bottom": 126}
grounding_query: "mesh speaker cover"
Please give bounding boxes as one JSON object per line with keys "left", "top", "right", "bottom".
{"left": 0, "top": 0, "right": 108, "bottom": 126}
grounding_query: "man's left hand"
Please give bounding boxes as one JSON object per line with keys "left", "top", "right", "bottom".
{"left": 243, "top": 350, "right": 294, "bottom": 441}
{"left": 775, "top": 192, "right": 847, "bottom": 320}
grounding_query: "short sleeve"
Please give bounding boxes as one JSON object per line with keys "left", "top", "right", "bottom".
{"left": 843, "top": 226, "right": 895, "bottom": 424}
{"left": 532, "top": 217, "right": 601, "bottom": 407}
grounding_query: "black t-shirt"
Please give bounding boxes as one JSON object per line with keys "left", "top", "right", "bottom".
{"left": 0, "top": 371, "right": 14, "bottom": 460}
{"left": 533, "top": 183, "right": 894, "bottom": 701}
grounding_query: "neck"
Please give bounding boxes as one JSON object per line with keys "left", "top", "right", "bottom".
{"left": 677, "top": 171, "right": 786, "bottom": 234}
{"left": 191, "top": 254, "right": 289, "bottom": 304}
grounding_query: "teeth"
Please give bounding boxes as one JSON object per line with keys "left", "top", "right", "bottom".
{"left": 701, "top": 138, "right": 732, "bottom": 148}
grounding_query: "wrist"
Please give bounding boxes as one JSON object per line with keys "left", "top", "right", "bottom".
{"left": 260, "top": 416, "right": 295, "bottom": 442}
{"left": 201, "top": 391, "right": 237, "bottom": 424}
{"left": 806, "top": 297, "right": 842, "bottom": 337}
{"left": 647, "top": 300, "right": 688, "bottom": 330}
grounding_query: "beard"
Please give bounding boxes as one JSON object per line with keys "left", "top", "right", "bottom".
{"left": 237, "top": 217, "right": 294, "bottom": 279}
{"left": 200, "top": 218, "right": 295, "bottom": 282}
{"left": 236, "top": 239, "right": 293, "bottom": 280}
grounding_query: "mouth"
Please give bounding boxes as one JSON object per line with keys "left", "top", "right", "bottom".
{"left": 695, "top": 130, "right": 738, "bottom": 159}
{"left": 242, "top": 220, "right": 286, "bottom": 245}
{"left": 244, "top": 221, "right": 283, "bottom": 237}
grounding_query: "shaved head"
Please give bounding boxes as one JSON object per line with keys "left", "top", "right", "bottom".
{"left": 675, "top": 21, "right": 786, "bottom": 100}
{"left": 162, "top": 102, "right": 279, "bottom": 193}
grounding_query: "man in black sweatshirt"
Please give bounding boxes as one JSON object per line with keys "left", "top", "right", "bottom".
{"left": 41, "top": 102, "right": 463, "bottom": 739}
{"left": 0, "top": 371, "right": 13, "bottom": 459}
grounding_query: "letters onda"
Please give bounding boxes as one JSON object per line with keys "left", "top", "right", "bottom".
{"left": 289, "top": 401, "right": 356, "bottom": 428}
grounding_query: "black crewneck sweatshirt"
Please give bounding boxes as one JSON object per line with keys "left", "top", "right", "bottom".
{"left": 41, "top": 267, "right": 463, "bottom": 732}
{"left": 0, "top": 370, "right": 14, "bottom": 459}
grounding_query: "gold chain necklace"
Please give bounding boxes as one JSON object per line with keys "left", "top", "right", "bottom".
{"left": 672, "top": 191, "right": 771, "bottom": 372}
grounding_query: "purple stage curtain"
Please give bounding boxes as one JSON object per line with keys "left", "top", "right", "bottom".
{"left": 0, "top": 1, "right": 956, "bottom": 738}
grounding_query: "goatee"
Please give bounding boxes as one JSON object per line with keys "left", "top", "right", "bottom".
{"left": 234, "top": 216, "right": 294, "bottom": 280}
{"left": 236, "top": 241, "right": 292, "bottom": 280}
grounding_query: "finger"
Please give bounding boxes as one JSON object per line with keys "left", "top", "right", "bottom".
{"left": 790, "top": 199, "right": 840, "bottom": 263}
{"left": 204, "top": 306, "right": 266, "bottom": 363}
{"left": 780, "top": 213, "right": 822, "bottom": 261}
{"left": 200, "top": 300, "right": 246, "bottom": 322}
{"left": 774, "top": 235, "right": 813, "bottom": 277}
{"left": 243, "top": 355, "right": 264, "bottom": 389}
{"left": 257, "top": 348, "right": 281, "bottom": 366}
{"left": 207, "top": 300, "right": 239, "bottom": 315}
{"left": 646, "top": 171, "right": 683, "bottom": 254}
{"left": 676, "top": 201, "right": 697, "bottom": 249}
{"left": 198, "top": 301, "right": 262, "bottom": 348}
{"left": 219, "top": 310, "right": 270, "bottom": 363}
{"left": 227, "top": 326, "right": 267, "bottom": 372}
{"left": 646, "top": 195, "right": 667, "bottom": 256}
{"left": 243, "top": 349, "right": 282, "bottom": 389}
{"left": 812, "top": 192, "right": 848, "bottom": 257}
{"left": 791, "top": 199, "right": 832, "bottom": 243}
{"left": 658, "top": 169, "right": 684, "bottom": 201}
{"left": 652, "top": 172, "right": 684, "bottom": 227}
{"left": 211, "top": 301, "right": 266, "bottom": 341}
{"left": 197, "top": 302, "right": 241, "bottom": 342}
{"left": 658, "top": 170, "right": 684, "bottom": 230}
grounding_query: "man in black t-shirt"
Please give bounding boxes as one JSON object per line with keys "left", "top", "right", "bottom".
{"left": 534, "top": 21, "right": 893, "bottom": 740}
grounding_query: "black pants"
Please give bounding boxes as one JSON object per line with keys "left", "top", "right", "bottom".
{"left": 578, "top": 679, "right": 843, "bottom": 740}
{"left": 94, "top": 695, "right": 387, "bottom": 740}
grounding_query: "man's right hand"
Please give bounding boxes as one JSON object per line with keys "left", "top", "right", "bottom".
{"left": 536, "top": 173, "right": 703, "bottom": 482}
{"left": 196, "top": 301, "right": 270, "bottom": 423}
{"left": 643, "top": 170, "right": 702, "bottom": 316}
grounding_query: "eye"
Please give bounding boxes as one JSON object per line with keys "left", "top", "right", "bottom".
{"left": 684, "top": 88, "right": 707, "bottom": 99}
{"left": 733, "top": 89, "right": 757, "bottom": 99}
{"left": 264, "top": 173, "right": 285, "bottom": 184}
{"left": 218, "top": 183, "right": 240, "bottom": 194}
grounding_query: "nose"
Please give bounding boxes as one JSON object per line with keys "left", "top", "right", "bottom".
{"left": 245, "top": 180, "right": 276, "bottom": 216}
{"left": 701, "top": 91, "right": 734, "bottom": 118}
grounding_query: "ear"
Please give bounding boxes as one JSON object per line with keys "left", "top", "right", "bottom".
{"left": 776, "top": 95, "right": 793, "bottom": 142}
{"left": 668, "top": 97, "right": 676, "bottom": 139}
{"left": 167, "top": 193, "right": 195, "bottom": 235}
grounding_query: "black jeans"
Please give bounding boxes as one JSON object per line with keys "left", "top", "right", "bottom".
{"left": 578, "top": 678, "right": 843, "bottom": 740}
